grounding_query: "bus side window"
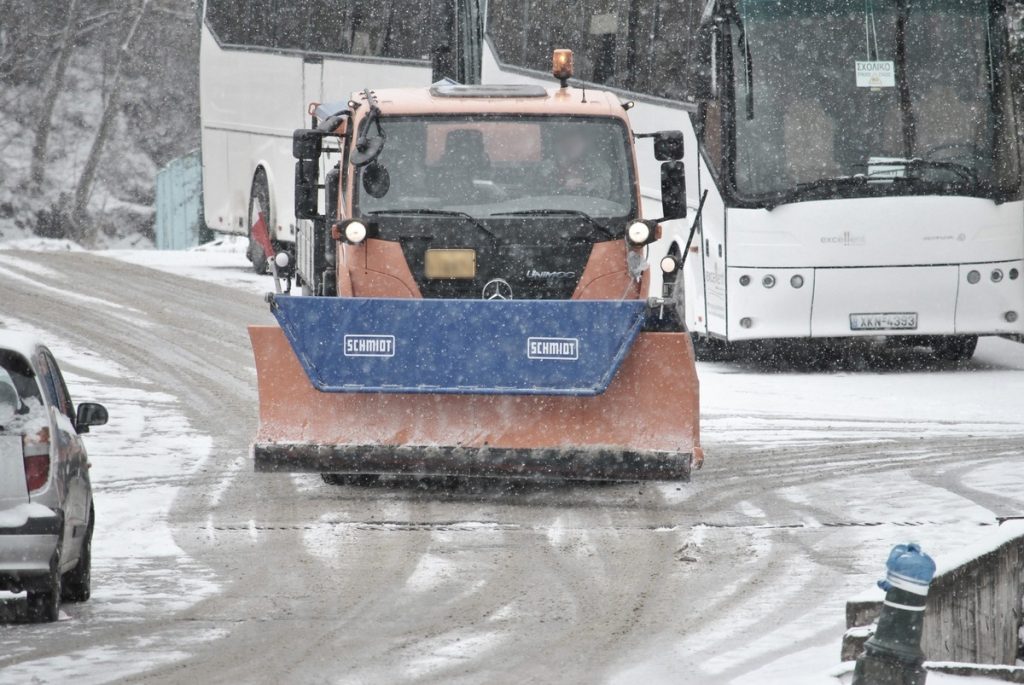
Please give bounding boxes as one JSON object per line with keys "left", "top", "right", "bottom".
{"left": 486, "top": 0, "right": 704, "bottom": 100}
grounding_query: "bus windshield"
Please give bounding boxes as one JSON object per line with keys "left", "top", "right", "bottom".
{"left": 356, "top": 116, "right": 636, "bottom": 219}
{"left": 728, "top": 0, "right": 1020, "bottom": 203}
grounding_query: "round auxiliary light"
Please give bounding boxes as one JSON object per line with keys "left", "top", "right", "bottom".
{"left": 739, "top": 275, "right": 751, "bottom": 287}
{"left": 991, "top": 269, "right": 1004, "bottom": 283}
{"left": 1010, "top": 268, "right": 1020, "bottom": 280}
{"left": 274, "top": 252, "right": 291, "bottom": 269}
{"left": 967, "top": 270, "right": 981, "bottom": 284}
{"left": 740, "top": 317, "right": 753, "bottom": 329}
{"left": 790, "top": 274, "right": 804, "bottom": 289}
{"left": 1007, "top": 311, "right": 1019, "bottom": 323}
{"left": 660, "top": 255, "right": 679, "bottom": 274}
{"left": 344, "top": 220, "right": 368, "bottom": 244}
{"left": 627, "top": 221, "right": 652, "bottom": 246}
{"left": 762, "top": 274, "right": 776, "bottom": 289}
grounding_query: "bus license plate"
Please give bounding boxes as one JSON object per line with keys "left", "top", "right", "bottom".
{"left": 424, "top": 249, "right": 476, "bottom": 279}
{"left": 849, "top": 312, "right": 918, "bottom": 331}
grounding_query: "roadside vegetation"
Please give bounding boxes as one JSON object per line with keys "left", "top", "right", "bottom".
{"left": 0, "top": 0, "right": 199, "bottom": 246}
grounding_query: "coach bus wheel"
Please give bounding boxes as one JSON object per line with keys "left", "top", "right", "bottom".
{"left": 247, "top": 171, "right": 272, "bottom": 274}
{"left": 932, "top": 335, "right": 978, "bottom": 363}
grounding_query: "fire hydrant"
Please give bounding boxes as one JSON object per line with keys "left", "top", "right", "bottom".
{"left": 853, "top": 543, "right": 936, "bottom": 685}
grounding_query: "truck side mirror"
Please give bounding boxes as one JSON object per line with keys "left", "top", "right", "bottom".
{"left": 661, "top": 162, "right": 687, "bottom": 220}
{"left": 293, "top": 128, "right": 322, "bottom": 220}
{"left": 295, "top": 158, "right": 319, "bottom": 220}
{"left": 293, "top": 129, "right": 322, "bottom": 160}
{"left": 653, "top": 131, "right": 685, "bottom": 161}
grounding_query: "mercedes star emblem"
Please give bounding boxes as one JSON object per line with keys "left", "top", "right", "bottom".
{"left": 482, "top": 278, "right": 514, "bottom": 300}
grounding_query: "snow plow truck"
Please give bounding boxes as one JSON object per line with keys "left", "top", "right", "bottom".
{"left": 248, "top": 50, "right": 703, "bottom": 482}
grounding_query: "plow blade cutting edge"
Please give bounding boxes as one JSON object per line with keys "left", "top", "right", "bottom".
{"left": 250, "top": 297, "right": 701, "bottom": 481}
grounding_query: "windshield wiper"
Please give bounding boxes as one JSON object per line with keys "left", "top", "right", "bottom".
{"left": 859, "top": 159, "right": 978, "bottom": 185}
{"left": 366, "top": 209, "right": 498, "bottom": 240}
{"left": 489, "top": 209, "right": 615, "bottom": 239}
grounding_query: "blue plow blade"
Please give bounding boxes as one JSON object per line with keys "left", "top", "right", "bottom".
{"left": 269, "top": 296, "right": 647, "bottom": 396}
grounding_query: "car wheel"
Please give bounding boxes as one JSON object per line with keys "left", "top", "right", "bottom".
{"left": 932, "top": 335, "right": 978, "bottom": 363}
{"left": 62, "top": 506, "right": 93, "bottom": 603}
{"left": 27, "top": 551, "right": 62, "bottom": 623}
{"left": 247, "top": 170, "right": 273, "bottom": 274}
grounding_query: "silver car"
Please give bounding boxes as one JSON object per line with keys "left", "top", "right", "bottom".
{"left": 0, "top": 332, "right": 107, "bottom": 622}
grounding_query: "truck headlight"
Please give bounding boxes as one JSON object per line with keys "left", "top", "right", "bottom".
{"left": 343, "top": 220, "right": 368, "bottom": 244}
{"left": 627, "top": 221, "right": 652, "bottom": 246}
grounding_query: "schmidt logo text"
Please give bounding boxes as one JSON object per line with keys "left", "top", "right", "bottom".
{"left": 344, "top": 335, "right": 395, "bottom": 358}
{"left": 527, "top": 337, "right": 579, "bottom": 361}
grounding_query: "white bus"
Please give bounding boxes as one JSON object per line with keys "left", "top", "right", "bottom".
{"left": 199, "top": 0, "right": 482, "bottom": 271}
{"left": 483, "top": 0, "right": 1024, "bottom": 360}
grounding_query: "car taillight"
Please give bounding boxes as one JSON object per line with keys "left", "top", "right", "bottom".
{"left": 23, "top": 441, "right": 50, "bottom": 493}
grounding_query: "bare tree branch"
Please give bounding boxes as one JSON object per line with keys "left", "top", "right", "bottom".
{"left": 30, "top": 0, "right": 81, "bottom": 187}
{"left": 73, "top": 0, "right": 152, "bottom": 221}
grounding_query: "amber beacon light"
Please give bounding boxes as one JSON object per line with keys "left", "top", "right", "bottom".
{"left": 552, "top": 49, "right": 574, "bottom": 88}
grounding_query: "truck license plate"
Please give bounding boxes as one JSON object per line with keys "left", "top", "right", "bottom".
{"left": 849, "top": 312, "right": 918, "bottom": 331}
{"left": 425, "top": 249, "right": 476, "bottom": 279}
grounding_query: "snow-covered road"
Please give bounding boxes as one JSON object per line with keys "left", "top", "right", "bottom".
{"left": 0, "top": 245, "right": 1021, "bottom": 684}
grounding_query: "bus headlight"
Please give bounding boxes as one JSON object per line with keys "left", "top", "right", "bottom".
{"left": 762, "top": 274, "right": 776, "bottom": 289}
{"left": 627, "top": 221, "right": 652, "bottom": 246}
{"left": 660, "top": 255, "right": 680, "bottom": 275}
{"left": 991, "top": 269, "right": 1004, "bottom": 283}
{"left": 790, "top": 274, "right": 804, "bottom": 289}
{"left": 967, "top": 270, "right": 981, "bottom": 284}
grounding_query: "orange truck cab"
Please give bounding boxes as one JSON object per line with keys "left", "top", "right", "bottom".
{"left": 249, "top": 54, "right": 702, "bottom": 481}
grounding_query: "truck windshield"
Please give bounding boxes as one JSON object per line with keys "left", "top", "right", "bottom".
{"left": 355, "top": 116, "right": 636, "bottom": 219}
{"left": 727, "top": 0, "right": 1020, "bottom": 203}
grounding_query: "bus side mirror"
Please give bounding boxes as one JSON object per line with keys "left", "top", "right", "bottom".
{"left": 661, "top": 162, "right": 687, "bottom": 220}
{"left": 653, "top": 131, "right": 684, "bottom": 161}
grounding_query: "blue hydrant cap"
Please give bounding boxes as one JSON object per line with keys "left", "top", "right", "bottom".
{"left": 877, "top": 543, "right": 936, "bottom": 593}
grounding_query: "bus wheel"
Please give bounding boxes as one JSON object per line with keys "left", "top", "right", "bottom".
{"left": 247, "top": 171, "right": 272, "bottom": 274}
{"left": 932, "top": 335, "right": 978, "bottom": 363}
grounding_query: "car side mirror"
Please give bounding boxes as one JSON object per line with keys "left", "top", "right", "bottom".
{"left": 75, "top": 402, "right": 108, "bottom": 434}
{"left": 661, "top": 162, "right": 687, "bottom": 220}
{"left": 653, "top": 131, "right": 685, "bottom": 161}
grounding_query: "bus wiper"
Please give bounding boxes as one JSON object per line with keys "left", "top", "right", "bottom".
{"left": 793, "top": 175, "right": 870, "bottom": 193}
{"left": 861, "top": 159, "right": 978, "bottom": 185}
{"left": 489, "top": 209, "right": 614, "bottom": 239}
{"left": 366, "top": 209, "right": 498, "bottom": 240}
{"left": 763, "top": 175, "right": 870, "bottom": 208}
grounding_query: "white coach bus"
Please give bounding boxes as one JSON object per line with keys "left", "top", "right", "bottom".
{"left": 200, "top": 0, "right": 482, "bottom": 271}
{"left": 483, "top": 0, "right": 1024, "bottom": 360}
